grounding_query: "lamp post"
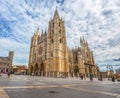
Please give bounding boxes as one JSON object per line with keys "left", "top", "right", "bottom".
{"left": 107, "top": 65, "right": 113, "bottom": 80}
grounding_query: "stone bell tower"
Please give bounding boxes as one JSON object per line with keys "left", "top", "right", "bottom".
{"left": 8, "top": 51, "right": 14, "bottom": 61}
{"left": 46, "top": 8, "right": 69, "bottom": 77}
{"left": 28, "top": 28, "right": 40, "bottom": 73}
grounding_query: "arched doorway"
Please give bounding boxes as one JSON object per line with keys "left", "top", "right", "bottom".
{"left": 40, "top": 62, "right": 44, "bottom": 76}
{"left": 69, "top": 64, "right": 73, "bottom": 77}
{"left": 74, "top": 66, "right": 79, "bottom": 77}
{"left": 34, "top": 63, "right": 39, "bottom": 76}
{"left": 30, "top": 66, "right": 33, "bottom": 75}
{"left": 6, "top": 68, "right": 8, "bottom": 72}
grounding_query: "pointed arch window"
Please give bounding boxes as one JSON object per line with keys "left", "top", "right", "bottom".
{"left": 59, "top": 29, "right": 61, "bottom": 34}
{"left": 59, "top": 22, "right": 60, "bottom": 26}
{"left": 39, "top": 46, "right": 43, "bottom": 55}
{"left": 52, "top": 29, "right": 54, "bottom": 34}
{"left": 52, "top": 39, "right": 54, "bottom": 43}
{"left": 53, "top": 23, "right": 54, "bottom": 28}
{"left": 60, "top": 39, "right": 62, "bottom": 43}
{"left": 51, "top": 51, "right": 53, "bottom": 57}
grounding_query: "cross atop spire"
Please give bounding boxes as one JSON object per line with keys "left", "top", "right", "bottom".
{"left": 53, "top": 7, "right": 60, "bottom": 19}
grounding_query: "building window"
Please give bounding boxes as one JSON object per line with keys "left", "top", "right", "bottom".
{"left": 59, "top": 22, "right": 60, "bottom": 26}
{"left": 39, "top": 46, "right": 43, "bottom": 55}
{"left": 51, "top": 51, "right": 53, "bottom": 57}
{"left": 52, "top": 39, "right": 54, "bottom": 43}
{"left": 53, "top": 23, "right": 54, "bottom": 28}
{"left": 60, "top": 39, "right": 62, "bottom": 43}
{"left": 52, "top": 29, "right": 54, "bottom": 34}
{"left": 86, "top": 53, "right": 89, "bottom": 58}
{"left": 59, "top": 29, "right": 61, "bottom": 33}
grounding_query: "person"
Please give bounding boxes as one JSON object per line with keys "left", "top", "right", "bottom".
{"left": 7, "top": 72, "right": 10, "bottom": 78}
{"left": 81, "top": 74, "right": 83, "bottom": 80}
{"left": 90, "top": 74, "right": 93, "bottom": 81}
{"left": 112, "top": 76, "right": 115, "bottom": 82}
{"left": 83, "top": 74, "right": 86, "bottom": 80}
{"left": 99, "top": 74, "right": 103, "bottom": 81}
{"left": 32, "top": 72, "right": 34, "bottom": 76}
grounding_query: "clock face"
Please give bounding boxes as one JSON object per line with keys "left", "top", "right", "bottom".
{"left": 39, "top": 46, "right": 43, "bottom": 55}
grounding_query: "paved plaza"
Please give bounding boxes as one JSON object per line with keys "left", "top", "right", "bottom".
{"left": 0, "top": 74, "right": 120, "bottom": 98}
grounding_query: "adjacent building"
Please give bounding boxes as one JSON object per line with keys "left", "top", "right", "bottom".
{"left": 0, "top": 51, "right": 14, "bottom": 73}
{"left": 28, "top": 9, "right": 99, "bottom": 77}
{"left": 13, "top": 65, "right": 27, "bottom": 75}
{"left": 116, "top": 68, "right": 120, "bottom": 74}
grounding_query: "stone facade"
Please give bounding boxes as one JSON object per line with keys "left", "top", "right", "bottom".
{"left": 0, "top": 51, "right": 14, "bottom": 73}
{"left": 13, "top": 65, "right": 27, "bottom": 74}
{"left": 68, "top": 38, "right": 99, "bottom": 77}
{"left": 28, "top": 9, "right": 99, "bottom": 77}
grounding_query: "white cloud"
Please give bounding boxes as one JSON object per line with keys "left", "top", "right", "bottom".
{"left": 0, "top": 0, "right": 120, "bottom": 70}
{"left": 0, "top": 38, "right": 29, "bottom": 65}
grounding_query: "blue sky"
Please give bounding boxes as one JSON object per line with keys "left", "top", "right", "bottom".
{"left": 0, "top": 0, "right": 120, "bottom": 71}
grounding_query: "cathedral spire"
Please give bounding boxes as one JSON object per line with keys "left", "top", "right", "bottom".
{"left": 34, "top": 27, "right": 40, "bottom": 36}
{"left": 44, "top": 28, "right": 47, "bottom": 36}
{"left": 80, "top": 37, "right": 82, "bottom": 43}
{"left": 37, "top": 27, "right": 39, "bottom": 31}
{"left": 41, "top": 29, "right": 43, "bottom": 36}
{"left": 80, "top": 36, "right": 83, "bottom": 47}
{"left": 53, "top": 7, "right": 60, "bottom": 19}
{"left": 85, "top": 40, "right": 88, "bottom": 47}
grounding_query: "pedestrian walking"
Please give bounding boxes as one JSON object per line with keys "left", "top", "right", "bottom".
{"left": 99, "top": 74, "right": 103, "bottom": 81}
{"left": 83, "top": 74, "right": 86, "bottom": 80}
{"left": 81, "top": 74, "right": 83, "bottom": 80}
{"left": 112, "top": 76, "right": 115, "bottom": 82}
{"left": 90, "top": 74, "right": 93, "bottom": 81}
{"left": 7, "top": 72, "right": 10, "bottom": 78}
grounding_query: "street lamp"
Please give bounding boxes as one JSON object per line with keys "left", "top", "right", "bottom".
{"left": 107, "top": 65, "right": 113, "bottom": 80}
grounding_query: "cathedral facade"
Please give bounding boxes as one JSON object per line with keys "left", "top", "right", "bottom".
{"left": 28, "top": 9, "right": 99, "bottom": 78}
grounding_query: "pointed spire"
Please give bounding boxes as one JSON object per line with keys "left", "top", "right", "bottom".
{"left": 44, "top": 28, "right": 47, "bottom": 35}
{"left": 85, "top": 40, "right": 88, "bottom": 47}
{"left": 35, "top": 27, "right": 40, "bottom": 36}
{"left": 53, "top": 7, "right": 60, "bottom": 19}
{"left": 41, "top": 29, "right": 43, "bottom": 36}
{"left": 82, "top": 36, "right": 86, "bottom": 47}
{"left": 80, "top": 36, "right": 82, "bottom": 43}
{"left": 83, "top": 36, "right": 85, "bottom": 43}
{"left": 37, "top": 27, "right": 39, "bottom": 31}
{"left": 80, "top": 36, "right": 83, "bottom": 47}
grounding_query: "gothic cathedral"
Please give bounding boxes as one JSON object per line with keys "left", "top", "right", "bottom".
{"left": 28, "top": 9, "right": 99, "bottom": 78}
